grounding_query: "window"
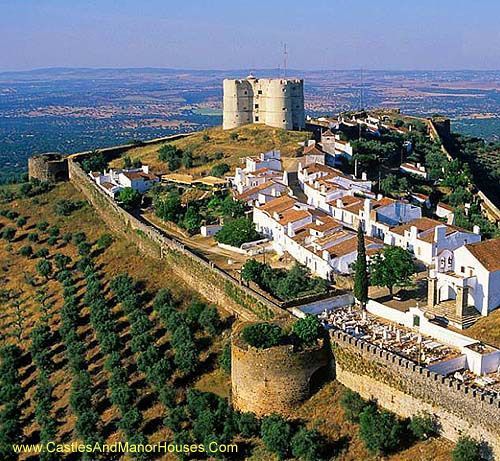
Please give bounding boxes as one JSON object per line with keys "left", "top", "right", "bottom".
{"left": 255, "top": 116, "right": 259, "bottom": 122}
{"left": 282, "top": 108, "right": 286, "bottom": 111}
{"left": 258, "top": 90, "right": 262, "bottom": 95}
{"left": 461, "top": 266, "right": 465, "bottom": 273}
{"left": 254, "top": 104, "right": 259, "bottom": 109}
{"left": 244, "top": 91, "right": 247, "bottom": 95}
{"left": 413, "top": 315, "right": 420, "bottom": 327}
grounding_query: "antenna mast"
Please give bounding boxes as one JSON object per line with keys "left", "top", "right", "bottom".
{"left": 359, "top": 68, "right": 364, "bottom": 110}
{"left": 283, "top": 43, "right": 288, "bottom": 79}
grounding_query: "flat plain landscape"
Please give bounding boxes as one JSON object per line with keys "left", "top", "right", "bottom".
{"left": 1, "top": 68, "right": 499, "bottom": 182}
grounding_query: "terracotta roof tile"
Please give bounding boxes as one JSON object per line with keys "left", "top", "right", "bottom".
{"left": 465, "top": 238, "right": 500, "bottom": 272}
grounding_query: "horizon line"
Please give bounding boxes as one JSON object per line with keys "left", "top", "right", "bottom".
{"left": 1, "top": 66, "right": 500, "bottom": 74}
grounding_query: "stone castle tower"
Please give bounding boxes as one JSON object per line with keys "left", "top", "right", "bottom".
{"left": 223, "top": 75, "right": 305, "bottom": 131}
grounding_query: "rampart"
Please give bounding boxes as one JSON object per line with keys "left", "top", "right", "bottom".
{"left": 68, "top": 159, "right": 286, "bottom": 321}
{"left": 330, "top": 329, "right": 500, "bottom": 459}
{"left": 231, "top": 322, "right": 331, "bottom": 416}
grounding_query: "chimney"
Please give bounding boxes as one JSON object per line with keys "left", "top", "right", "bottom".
{"left": 434, "top": 225, "right": 447, "bottom": 243}
{"left": 377, "top": 193, "right": 383, "bottom": 200}
{"left": 142, "top": 165, "right": 149, "bottom": 174}
{"left": 361, "top": 172, "right": 367, "bottom": 181}
{"left": 409, "top": 225, "right": 418, "bottom": 241}
{"left": 473, "top": 225, "right": 481, "bottom": 235}
{"left": 336, "top": 198, "right": 342, "bottom": 208}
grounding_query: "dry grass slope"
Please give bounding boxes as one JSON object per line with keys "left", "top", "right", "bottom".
{"left": 109, "top": 124, "right": 312, "bottom": 175}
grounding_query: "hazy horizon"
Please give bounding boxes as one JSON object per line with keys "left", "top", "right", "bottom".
{"left": 1, "top": 0, "right": 499, "bottom": 72}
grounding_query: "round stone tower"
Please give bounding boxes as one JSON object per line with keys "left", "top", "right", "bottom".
{"left": 28, "top": 153, "right": 68, "bottom": 182}
{"left": 231, "top": 321, "right": 331, "bottom": 417}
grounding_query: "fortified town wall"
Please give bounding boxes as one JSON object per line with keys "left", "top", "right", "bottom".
{"left": 231, "top": 322, "right": 331, "bottom": 417}
{"left": 331, "top": 329, "right": 500, "bottom": 459}
{"left": 68, "top": 158, "right": 285, "bottom": 321}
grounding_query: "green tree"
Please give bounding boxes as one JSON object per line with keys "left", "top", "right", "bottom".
{"left": 182, "top": 150, "right": 193, "bottom": 168}
{"left": 19, "top": 245, "right": 33, "bottom": 258}
{"left": 210, "top": 163, "right": 230, "bottom": 177}
{"left": 54, "top": 253, "right": 71, "bottom": 271}
{"left": 261, "top": 414, "right": 292, "bottom": 460}
{"left": 154, "top": 192, "right": 182, "bottom": 222}
{"left": 291, "top": 427, "right": 324, "bottom": 461}
{"left": 182, "top": 206, "right": 202, "bottom": 234}
{"left": 353, "top": 224, "right": 369, "bottom": 306}
{"left": 199, "top": 305, "right": 222, "bottom": 336}
{"left": 1, "top": 226, "right": 16, "bottom": 241}
{"left": 292, "top": 315, "right": 322, "bottom": 346}
{"left": 214, "top": 218, "right": 260, "bottom": 247}
{"left": 241, "top": 259, "right": 265, "bottom": 284}
{"left": 16, "top": 216, "right": 27, "bottom": 228}
{"left": 117, "top": 187, "right": 142, "bottom": 211}
{"left": 241, "top": 323, "right": 283, "bottom": 349}
{"left": 370, "top": 246, "right": 416, "bottom": 296}
{"left": 408, "top": 412, "right": 437, "bottom": 441}
{"left": 452, "top": 436, "right": 481, "bottom": 461}
{"left": 359, "top": 406, "right": 403, "bottom": 455}
{"left": 36, "top": 259, "right": 53, "bottom": 280}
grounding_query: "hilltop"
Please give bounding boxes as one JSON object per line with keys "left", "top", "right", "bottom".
{"left": 108, "top": 124, "right": 312, "bottom": 175}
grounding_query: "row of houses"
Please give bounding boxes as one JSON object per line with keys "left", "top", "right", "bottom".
{"left": 228, "top": 146, "right": 499, "bottom": 320}
{"left": 90, "top": 165, "right": 159, "bottom": 197}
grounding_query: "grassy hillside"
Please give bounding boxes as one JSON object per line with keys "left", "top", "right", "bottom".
{"left": 0, "top": 181, "right": 454, "bottom": 460}
{"left": 109, "top": 124, "right": 312, "bottom": 175}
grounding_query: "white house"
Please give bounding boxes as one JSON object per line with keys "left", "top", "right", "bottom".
{"left": 253, "top": 195, "right": 383, "bottom": 279}
{"left": 400, "top": 162, "right": 428, "bottom": 179}
{"left": 385, "top": 217, "right": 481, "bottom": 265}
{"left": 430, "top": 238, "right": 500, "bottom": 317}
{"left": 89, "top": 165, "right": 159, "bottom": 197}
{"left": 232, "top": 150, "right": 284, "bottom": 194}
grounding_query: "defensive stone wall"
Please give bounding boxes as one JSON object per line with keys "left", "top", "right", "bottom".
{"left": 68, "top": 159, "right": 286, "bottom": 321}
{"left": 28, "top": 153, "right": 68, "bottom": 182}
{"left": 330, "top": 329, "right": 500, "bottom": 459}
{"left": 231, "top": 322, "right": 331, "bottom": 417}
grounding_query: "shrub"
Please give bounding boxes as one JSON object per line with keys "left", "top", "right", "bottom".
{"left": 19, "top": 245, "right": 33, "bottom": 258}
{"left": 358, "top": 406, "right": 404, "bottom": 455}
{"left": 48, "top": 226, "right": 60, "bottom": 237}
{"left": 210, "top": 163, "right": 230, "bottom": 177}
{"left": 36, "top": 221, "right": 49, "bottom": 232}
{"left": 47, "top": 236, "right": 58, "bottom": 246}
{"left": 291, "top": 427, "right": 324, "bottom": 461}
{"left": 292, "top": 315, "right": 322, "bottom": 346}
{"left": 96, "top": 233, "right": 113, "bottom": 250}
{"left": 237, "top": 412, "right": 259, "bottom": 438}
{"left": 16, "top": 216, "right": 27, "bottom": 227}
{"left": 28, "top": 232, "right": 39, "bottom": 243}
{"left": 408, "top": 412, "right": 437, "bottom": 441}
{"left": 199, "top": 305, "right": 222, "bottom": 336}
{"left": 35, "top": 248, "right": 49, "bottom": 259}
{"left": 219, "top": 343, "right": 231, "bottom": 374}
{"left": 72, "top": 232, "right": 87, "bottom": 245}
{"left": 261, "top": 414, "right": 292, "bottom": 460}
{"left": 54, "top": 199, "right": 84, "bottom": 216}
{"left": 340, "top": 389, "right": 368, "bottom": 423}
{"left": 1, "top": 226, "right": 16, "bottom": 241}
{"left": 241, "top": 323, "right": 284, "bottom": 349}
{"left": 452, "top": 436, "right": 481, "bottom": 461}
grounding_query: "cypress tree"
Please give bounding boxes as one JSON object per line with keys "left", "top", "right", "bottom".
{"left": 354, "top": 224, "right": 369, "bottom": 307}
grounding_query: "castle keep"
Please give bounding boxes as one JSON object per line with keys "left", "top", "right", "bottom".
{"left": 223, "top": 76, "right": 305, "bottom": 130}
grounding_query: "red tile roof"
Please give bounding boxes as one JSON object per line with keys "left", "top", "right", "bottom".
{"left": 465, "top": 238, "right": 500, "bottom": 272}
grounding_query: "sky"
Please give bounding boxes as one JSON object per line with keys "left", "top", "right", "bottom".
{"left": 1, "top": 0, "right": 499, "bottom": 71}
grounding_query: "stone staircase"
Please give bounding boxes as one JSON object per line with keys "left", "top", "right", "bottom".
{"left": 424, "top": 300, "right": 481, "bottom": 329}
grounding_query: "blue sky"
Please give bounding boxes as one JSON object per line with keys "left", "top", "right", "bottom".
{"left": 1, "top": 0, "right": 499, "bottom": 71}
